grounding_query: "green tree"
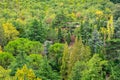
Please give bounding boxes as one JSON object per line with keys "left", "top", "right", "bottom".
{"left": 58, "top": 28, "right": 64, "bottom": 43}
{"left": 48, "top": 43, "right": 64, "bottom": 71}
{"left": 28, "top": 54, "right": 61, "bottom": 80}
{"left": 69, "top": 61, "right": 86, "bottom": 80}
{"left": 9, "top": 50, "right": 28, "bottom": 76}
{"left": 82, "top": 54, "right": 108, "bottom": 80}
{"left": 4, "top": 38, "right": 43, "bottom": 56}
{"left": 68, "top": 38, "right": 91, "bottom": 79}
{"left": 61, "top": 43, "right": 69, "bottom": 80}
{"left": 0, "top": 24, "right": 4, "bottom": 47}
{"left": 0, "top": 52, "right": 15, "bottom": 69}
{"left": 105, "top": 39, "right": 120, "bottom": 62}
{"left": 89, "top": 28, "right": 103, "bottom": 54}
{"left": 114, "top": 18, "right": 120, "bottom": 38}
{"left": 24, "top": 19, "right": 47, "bottom": 43}
{"left": 109, "top": 62, "right": 120, "bottom": 80}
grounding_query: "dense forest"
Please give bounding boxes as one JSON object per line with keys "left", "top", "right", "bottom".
{"left": 0, "top": 0, "right": 120, "bottom": 80}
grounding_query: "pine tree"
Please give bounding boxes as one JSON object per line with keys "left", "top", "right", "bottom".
{"left": 61, "top": 43, "right": 69, "bottom": 80}
{"left": 68, "top": 38, "right": 91, "bottom": 79}
{"left": 89, "top": 28, "right": 103, "bottom": 54}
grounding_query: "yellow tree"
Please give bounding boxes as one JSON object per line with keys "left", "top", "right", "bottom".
{"left": 0, "top": 66, "right": 15, "bottom": 80}
{"left": 100, "top": 15, "right": 114, "bottom": 45}
{"left": 61, "top": 43, "right": 70, "bottom": 80}
{"left": 15, "top": 64, "right": 41, "bottom": 80}
{"left": 107, "top": 15, "right": 114, "bottom": 40}
{"left": 2, "top": 22, "right": 19, "bottom": 44}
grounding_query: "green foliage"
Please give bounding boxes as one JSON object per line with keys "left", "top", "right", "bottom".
{"left": 110, "top": 0, "right": 120, "bottom": 4}
{"left": 0, "top": 24, "right": 4, "bottom": 47}
{"left": 105, "top": 39, "right": 120, "bottom": 62}
{"left": 28, "top": 54, "right": 61, "bottom": 80}
{"left": 0, "top": 0, "right": 119, "bottom": 80}
{"left": 69, "top": 61, "right": 86, "bottom": 80}
{"left": 89, "top": 28, "right": 103, "bottom": 54}
{"left": 114, "top": 18, "right": 120, "bottom": 38}
{"left": 58, "top": 28, "right": 64, "bottom": 43}
{"left": 9, "top": 50, "right": 28, "bottom": 76}
{"left": 46, "top": 28, "right": 58, "bottom": 42}
{"left": 113, "top": 4, "right": 120, "bottom": 20}
{"left": 4, "top": 38, "right": 43, "bottom": 56}
{"left": 24, "top": 19, "right": 47, "bottom": 43}
{"left": 48, "top": 43, "right": 64, "bottom": 71}
{"left": 68, "top": 38, "right": 91, "bottom": 79}
{"left": 82, "top": 54, "right": 108, "bottom": 80}
{"left": 0, "top": 52, "right": 15, "bottom": 69}
{"left": 61, "top": 43, "right": 69, "bottom": 80}
{"left": 27, "top": 54, "right": 43, "bottom": 70}
{"left": 109, "top": 62, "right": 120, "bottom": 80}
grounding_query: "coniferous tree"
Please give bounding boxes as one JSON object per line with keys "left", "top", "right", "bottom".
{"left": 89, "top": 28, "right": 103, "bottom": 54}
{"left": 61, "top": 43, "right": 69, "bottom": 80}
{"left": 68, "top": 38, "right": 91, "bottom": 79}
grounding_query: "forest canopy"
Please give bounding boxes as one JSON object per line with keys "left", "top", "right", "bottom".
{"left": 0, "top": 0, "right": 120, "bottom": 80}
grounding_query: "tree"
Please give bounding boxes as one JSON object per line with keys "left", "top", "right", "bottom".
{"left": 58, "top": 28, "right": 64, "bottom": 43}
{"left": 0, "top": 24, "right": 4, "bottom": 47}
{"left": 24, "top": 19, "right": 47, "bottom": 43}
{"left": 0, "top": 52, "right": 15, "bottom": 69}
{"left": 113, "top": 3, "right": 120, "bottom": 20}
{"left": 0, "top": 66, "right": 15, "bottom": 80}
{"left": 109, "top": 62, "right": 120, "bottom": 80}
{"left": 15, "top": 64, "right": 41, "bottom": 80}
{"left": 4, "top": 38, "right": 43, "bottom": 56}
{"left": 89, "top": 28, "right": 103, "bottom": 54}
{"left": 28, "top": 54, "right": 61, "bottom": 80}
{"left": 61, "top": 43, "right": 70, "bottom": 80}
{"left": 105, "top": 39, "right": 120, "bottom": 62}
{"left": 9, "top": 50, "right": 28, "bottom": 76}
{"left": 69, "top": 61, "right": 86, "bottom": 80}
{"left": 114, "top": 18, "right": 120, "bottom": 38}
{"left": 82, "top": 54, "right": 108, "bottom": 80}
{"left": 2, "top": 22, "right": 19, "bottom": 44}
{"left": 48, "top": 43, "right": 64, "bottom": 71}
{"left": 110, "top": 0, "right": 120, "bottom": 4}
{"left": 68, "top": 38, "right": 91, "bottom": 79}
{"left": 79, "top": 20, "right": 93, "bottom": 44}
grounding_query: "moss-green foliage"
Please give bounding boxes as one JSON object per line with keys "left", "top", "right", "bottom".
{"left": 48, "top": 43, "right": 64, "bottom": 71}
{"left": 82, "top": 54, "right": 108, "bottom": 80}
{"left": 105, "top": 39, "right": 120, "bottom": 62}
{"left": 24, "top": 19, "right": 47, "bottom": 43}
{"left": 4, "top": 38, "right": 43, "bottom": 56}
{"left": 61, "top": 43, "right": 69, "bottom": 80}
{"left": 28, "top": 54, "right": 61, "bottom": 80}
{"left": 0, "top": 52, "right": 15, "bottom": 69}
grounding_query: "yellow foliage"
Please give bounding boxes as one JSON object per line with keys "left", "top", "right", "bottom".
{"left": 2, "top": 23, "right": 19, "bottom": 41}
{"left": 95, "top": 10, "right": 103, "bottom": 16}
{"left": 100, "top": 15, "right": 114, "bottom": 41}
{"left": 0, "top": 66, "right": 14, "bottom": 80}
{"left": 15, "top": 64, "right": 42, "bottom": 80}
{"left": 0, "top": 46, "right": 2, "bottom": 53}
{"left": 107, "top": 15, "right": 114, "bottom": 40}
